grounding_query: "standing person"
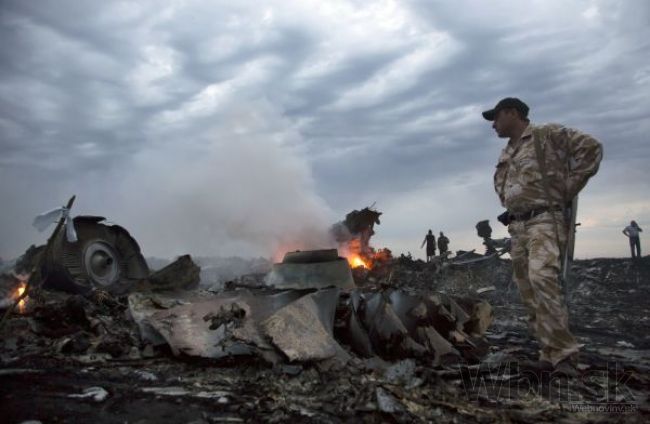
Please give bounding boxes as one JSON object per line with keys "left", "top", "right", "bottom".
{"left": 623, "top": 220, "right": 643, "bottom": 259}
{"left": 420, "top": 230, "right": 436, "bottom": 262}
{"left": 438, "top": 231, "right": 449, "bottom": 256}
{"left": 483, "top": 97, "right": 603, "bottom": 373}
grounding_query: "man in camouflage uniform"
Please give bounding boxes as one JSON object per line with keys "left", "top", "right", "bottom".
{"left": 483, "top": 98, "right": 603, "bottom": 370}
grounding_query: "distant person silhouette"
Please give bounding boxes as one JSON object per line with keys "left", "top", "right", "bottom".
{"left": 437, "top": 232, "right": 449, "bottom": 256}
{"left": 623, "top": 220, "right": 643, "bottom": 259}
{"left": 420, "top": 230, "right": 436, "bottom": 262}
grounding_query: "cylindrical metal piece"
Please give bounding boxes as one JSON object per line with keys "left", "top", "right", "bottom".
{"left": 43, "top": 216, "right": 149, "bottom": 294}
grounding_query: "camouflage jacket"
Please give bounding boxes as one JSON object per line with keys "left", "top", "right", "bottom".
{"left": 494, "top": 123, "right": 603, "bottom": 214}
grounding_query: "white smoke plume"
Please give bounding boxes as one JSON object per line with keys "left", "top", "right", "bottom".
{"left": 112, "top": 101, "right": 337, "bottom": 259}
{"left": 0, "top": 100, "right": 337, "bottom": 260}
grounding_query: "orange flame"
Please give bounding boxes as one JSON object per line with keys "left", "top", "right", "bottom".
{"left": 347, "top": 254, "right": 369, "bottom": 269}
{"left": 15, "top": 282, "right": 28, "bottom": 314}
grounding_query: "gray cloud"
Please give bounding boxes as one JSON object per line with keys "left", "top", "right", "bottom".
{"left": 1, "top": 0, "right": 649, "bottom": 260}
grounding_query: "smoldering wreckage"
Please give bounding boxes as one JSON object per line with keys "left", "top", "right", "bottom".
{"left": 1, "top": 197, "right": 648, "bottom": 423}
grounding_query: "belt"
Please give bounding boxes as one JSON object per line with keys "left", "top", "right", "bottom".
{"left": 510, "top": 206, "right": 563, "bottom": 222}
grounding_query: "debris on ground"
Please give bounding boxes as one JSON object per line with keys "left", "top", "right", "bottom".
{"left": 1, "top": 242, "right": 649, "bottom": 422}
{"left": 133, "top": 254, "right": 201, "bottom": 292}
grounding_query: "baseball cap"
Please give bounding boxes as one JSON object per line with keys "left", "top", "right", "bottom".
{"left": 482, "top": 97, "right": 529, "bottom": 121}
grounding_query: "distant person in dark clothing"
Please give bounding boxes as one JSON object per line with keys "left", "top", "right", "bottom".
{"left": 623, "top": 220, "right": 643, "bottom": 259}
{"left": 438, "top": 232, "right": 449, "bottom": 256}
{"left": 421, "top": 230, "right": 436, "bottom": 262}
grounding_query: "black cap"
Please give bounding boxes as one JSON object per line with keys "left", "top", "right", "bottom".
{"left": 482, "top": 97, "right": 529, "bottom": 121}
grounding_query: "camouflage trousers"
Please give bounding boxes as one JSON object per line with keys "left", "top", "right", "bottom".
{"left": 509, "top": 211, "right": 581, "bottom": 365}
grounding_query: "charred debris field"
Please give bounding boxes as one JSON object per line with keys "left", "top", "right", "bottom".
{"left": 1, "top": 254, "right": 649, "bottom": 423}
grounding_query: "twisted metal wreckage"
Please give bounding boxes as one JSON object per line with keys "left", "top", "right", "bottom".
{"left": 1, "top": 197, "right": 493, "bottom": 368}
{"left": 129, "top": 249, "right": 492, "bottom": 367}
{"left": 2, "top": 198, "right": 648, "bottom": 422}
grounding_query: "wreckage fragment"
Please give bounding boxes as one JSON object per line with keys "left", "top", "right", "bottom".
{"left": 362, "top": 292, "right": 426, "bottom": 357}
{"left": 68, "top": 386, "right": 109, "bottom": 402}
{"left": 448, "top": 221, "right": 511, "bottom": 267}
{"left": 331, "top": 206, "right": 382, "bottom": 256}
{"left": 343, "top": 291, "right": 374, "bottom": 357}
{"left": 375, "top": 387, "right": 404, "bottom": 413}
{"left": 341, "top": 289, "right": 492, "bottom": 363}
{"left": 149, "top": 255, "right": 199, "bottom": 290}
{"left": 129, "top": 291, "right": 259, "bottom": 359}
{"left": 462, "top": 300, "right": 493, "bottom": 336}
{"left": 262, "top": 288, "right": 348, "bottom": 362}
{"left": 42, "top": 216, "right": 149, "bottom": 294}
{"left": 265, "top": 249, "right": 355, "bottom": 290}
{"left": 329, "top": 206, "right": 393, "bottom": 273}
{"left": 416, "top": 326, "right": 460, "bottom": 366}
{"left": 128, "top": 288, "right": 347, "bottom": 365}
{"left": 133, "top": 255, "right": 200, "bottom": 292}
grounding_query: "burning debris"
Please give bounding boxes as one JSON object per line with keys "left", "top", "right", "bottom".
{"left": 14, "top": 280, "right": 28, "bottom": 314}
{"left": 0, "top": 197, "right": 201, "bottom": 322}
{"left": 128, "top": 249, "right": 491, "bottom": 368}
{"left": 265, "top": 249, "right": 355, "bottom": 290}
{"left": 1, "top": 198, "right": 648, "bottom": 422}
{"left": 334, "top": 205, "right": 382, "bottom": 255}
{"left": 0, "top": 275, "right": 29, "bottom": 312}
{"left": 329, "top": 205, "right": 394, "bottom": 290}
{"left": 2, "top": 254, "right": 648, "bottom": 422}
{"left": 331, "top": 205, "right": 392, "bottom": 271}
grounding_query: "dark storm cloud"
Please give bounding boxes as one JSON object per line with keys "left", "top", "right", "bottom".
{"left": 302, "top": 1, "right": 649, "bottom": 222}
{"left": 1, "top": 0, "right": 649, "bottom": 259}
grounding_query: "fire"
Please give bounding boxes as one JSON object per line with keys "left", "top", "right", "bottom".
{"left": 348, "top": 255, "right": 369, "bottom": 269}
{"left": 14, "top": 281, "right": 28, "bottom": 314}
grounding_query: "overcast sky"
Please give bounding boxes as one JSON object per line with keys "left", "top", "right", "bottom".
{"left": 1, "top": 0, "right": 649, "bottom": 261}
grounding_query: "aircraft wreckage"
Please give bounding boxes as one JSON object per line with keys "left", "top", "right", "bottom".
{"left": 1, "top": 198, "right": 492, "bottom": 367}
{"left": 1, "top": 198, "right": 647, "bottom": 422}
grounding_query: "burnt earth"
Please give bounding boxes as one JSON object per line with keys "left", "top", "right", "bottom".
{"left": 1, "top": 256, "right": 649, "bottom": 423}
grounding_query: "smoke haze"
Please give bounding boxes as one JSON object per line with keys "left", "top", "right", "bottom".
{"left": 1, "top": 100, "right": 335, "bottom": 259}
